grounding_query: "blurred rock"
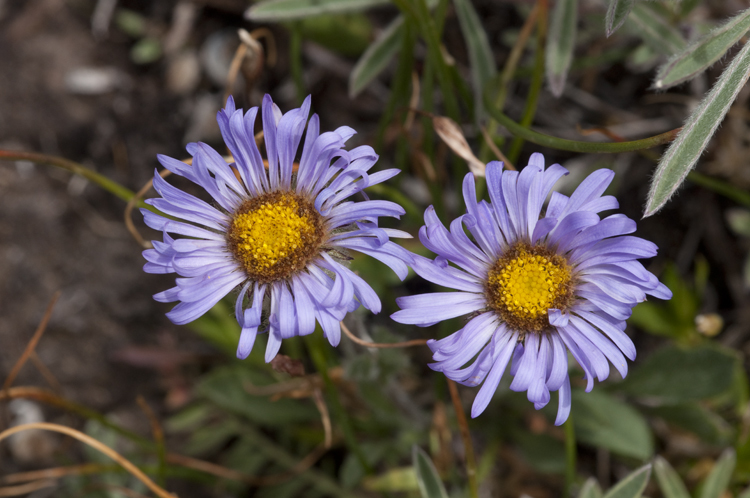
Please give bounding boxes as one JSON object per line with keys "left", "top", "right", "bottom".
{"left": 200, "top": 29, "right": 239, "bottom": 87}
{"left": 8, "top": 399, "right": 57, "bottom": 465}
{"left": 166, "top": 50, "right": 201, "bottom": 95}
{"left": 64, "top": 66, "right": 131, "bottom": 95}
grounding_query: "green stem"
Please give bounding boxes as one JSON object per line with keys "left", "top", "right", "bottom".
{"left": 564, "top": 416, "right": 577, "bottom": 498}
{"left": 238, "top": 423, "right": 360, "bottom": 497}
{"left": 393, "top": 0, "right": 460, "bottom": 121}
{"left": 687, "top": 171, "right": 750, "bottom": 210}
{"left": 482, "top": 86, "right": 680, "bottom": 153}
{"left": 290, "top": 24, "right": 306, "bottom": 105}
{"left": 507, "top": 2, "right": 547, "bottom": 164}
{"left": 0, "top": 149, "right": 144, "bottom": 205}
{"left": 304, "top": 333, "right": 371, "bottom": 474}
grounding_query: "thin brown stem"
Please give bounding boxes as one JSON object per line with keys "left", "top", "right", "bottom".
{"left": 3, "top": 292, "right": 60, "bottom": 391}
{"left": 0, "top": 423, "right": 177, "bottom": 498}
{"left": 340, "top": 321, "right": 428, "bottom": 348}
{"left": 447, "top": 379, "right": 478, "bottom": 498}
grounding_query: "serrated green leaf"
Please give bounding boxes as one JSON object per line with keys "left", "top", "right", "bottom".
{"left": 453, "top": 0, "right": 496, "bottom": 118}
{"left": 654, "top": 456, "right": 690, "bottom": 498}
{"left": 655, "top": 8, "right": 750, "bottom": 89}
{"left": 413, "top": 445, "right": 449, "bottom": 498}
{"left": 698, "top": 449, "right": 736, "bottom": 498}
{"left": 628, "top": 4, "right": 686, "bottom": 56}
{"left": 603, "top": 464, "right": 652, "bottom": 498}
{"left": 546, "top": 0, "right": 578, "bottom": 97}
{"left": 606, "top": 0, "right": 635, "bottom": 37}
{"left": 579, "top": 477, "right": 604, "bottom": 498}
{"left": 246, "top": 0, "right": 388, "bottom": 21}
{"left": 645, "top": 39, "right": 750, "bottom": 217}
{"left": 618, "top": 345, "right": 740, "bottom": 403}
{"left": 349, "top": 16, "right": 403, "bottom": 97}
{"left": 573, "top": 390, "right": 653, "bottom": 460}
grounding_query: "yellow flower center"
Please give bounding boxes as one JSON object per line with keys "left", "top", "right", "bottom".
{"left": 227, "top": 191, "right": 325, "bottom": 282}
{"left": 486, "top": 243, "right": 573, "bottom": 332}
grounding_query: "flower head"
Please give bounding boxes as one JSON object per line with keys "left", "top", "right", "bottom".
{"left": 143, "top": 95, "right": 412, "bottom": 361}
{"left": 391, "top": 154, "right": 671, "bottom": 425}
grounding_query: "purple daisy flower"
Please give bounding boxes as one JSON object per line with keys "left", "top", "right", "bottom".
{"left": 142, "top": 95, "right": 413, "bottom": 362}
{"left": 391, "top": 154, "right": 671, "bottom": 425}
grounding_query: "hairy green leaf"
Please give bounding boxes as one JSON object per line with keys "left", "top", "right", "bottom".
{"left": 546, "top": 0, "right": 578, "bottom": 97}
{"left": 603, "top": 464, "right": 652, "bottom": 498}
{"left": 453, "top": 0, "right": 496, "bottom": 118}
{"left": 654, "top": 456, "right": 690, "bottom": 498}
{"left": 628, "top": 4, "right": 686, "bottom": 56}
{"left": 579, "top": 477, "right": 604, "bottom": 498}
{"left": 606, "top": 0, "right": 635, "bottom": 37}
{"left": 698, "top": 449, "right": 736, "bottom": 498}
{"left": 413, "top": 445, "right": 449, "bottom": 498}
{"left": 655, "top": 8, "right": 750, "bottom": 89}
{"left": 645, "top": 40, "right": 750, "bottom": 216}
{"left": 349, "top": 16, "right": 404, "bottom": 97}
{"left": 246, "top": 0, "right": 388, "bottom": 21}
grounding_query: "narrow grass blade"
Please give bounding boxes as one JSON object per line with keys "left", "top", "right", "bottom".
{"left": 453, "top": 0, "right": 496, "bottom": 119}
{"left": 349, "top": 16, "right": 404, "bottom": 97}
{"left": 412, "top": 445, "right": 449, "bottom": 498}
{"left": 645, "top": 40, "right": 750, "bottom": 217}
{"left": 603, "top": 464, "right": 652, "bottom": 498}
{"left": 654, "top": 456, "right": 690, "bottom": 498}
{"left": 546, "top": 0, "right": 578, "bottom": 97}
{"left": 579, "top": 477, "right": 604, "bottom": 498}
{"left": 628, "top": 4, "right": 686, "bottom": 56}
{"left": 246, "top": 0, "right": 387, "bottom": 21}
{"left": 655, "top": 8, "right": 750, "bottom": 89}
{"left": 698, "top": 449, "right": 736, "bottom": 498}
{"left": 606, "top": 0, "right": 635, "bottom": 37}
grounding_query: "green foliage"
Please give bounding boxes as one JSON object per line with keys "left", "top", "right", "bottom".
{"left": 605, "top": 0, "right": 635, "bottom": 37}
{"left": 645, "top": 38, "right": 750, "bottom": 216}
{"left": 349, "top": 17, "right": 404, "bottom": 97}
{"left": 453, "top": 0, "right": 497, "bottom": 119}
{"left": 617, "top": 344, "right": 740, "bottom": 403}
{"left": 602, "top": 464, "right": 652, "bottom": 498}
{"left": 546, "top": 0, "right": 578, "bottom": 97}
{"left": 654, "top": 8, "right": 750, "bottom": 89}
{"left": 654, "top": 456, "right": 691, "bottom": 498}
{"left": 578, "top": 477, "right": 604, "bottom": 498}
{"left": 697, "top": 449, "right": 736, "bottom": 498}
{"left": 572, "top": 389, "right": 653, "bottom": 460}
{"left": 246, "top": 0, "right": 388, "bottom": 21}
{"left": 413, "top": 445, "right": 449, "bottom": 498}
{"left": 627, "top": 4, "right": 686, "bottom": 56}
{"left": 629, "top": 262, "right": 705, "bottom": 342}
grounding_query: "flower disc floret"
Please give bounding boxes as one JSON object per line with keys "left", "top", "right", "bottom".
{"left": 228, "top": 191, "right": 325, "bottom": 282}
{"left": 142, "top": 94, "right": 413, "bottom": 363}
{"left": 391, "top": 153, "right": 672, "bottom": 425}
{"left": 486, "top": 243, "right": 573, "bottom": 333}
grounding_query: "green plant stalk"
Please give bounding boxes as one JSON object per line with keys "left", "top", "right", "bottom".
{"left": 507, "top": 1, "right": 548, "bottom": 164}
{"left": 482, "top": 86, "right": 681, "bottom": 153}
{"left": 393, "top": 0, "right": 460, "bottom": 121}
{"left": 564, "top": 416, "right": 577, "bottom": 498}
{"left": 290, "top": 24, "right": 306, "bottom": 106}
{"left": 238, "top": 422, "right": 360, "bottom": 497}
{"left": 0, "top": 149, "right": 150, "bottom": 208}
{"left": 304, "top": 333, "right": 372, "bottom": 474}
{"left": 686, "top": 171, "right": 750, "bottom": 210}
{"left": 377, "top": 18, "right": 416, "bottom": 151}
